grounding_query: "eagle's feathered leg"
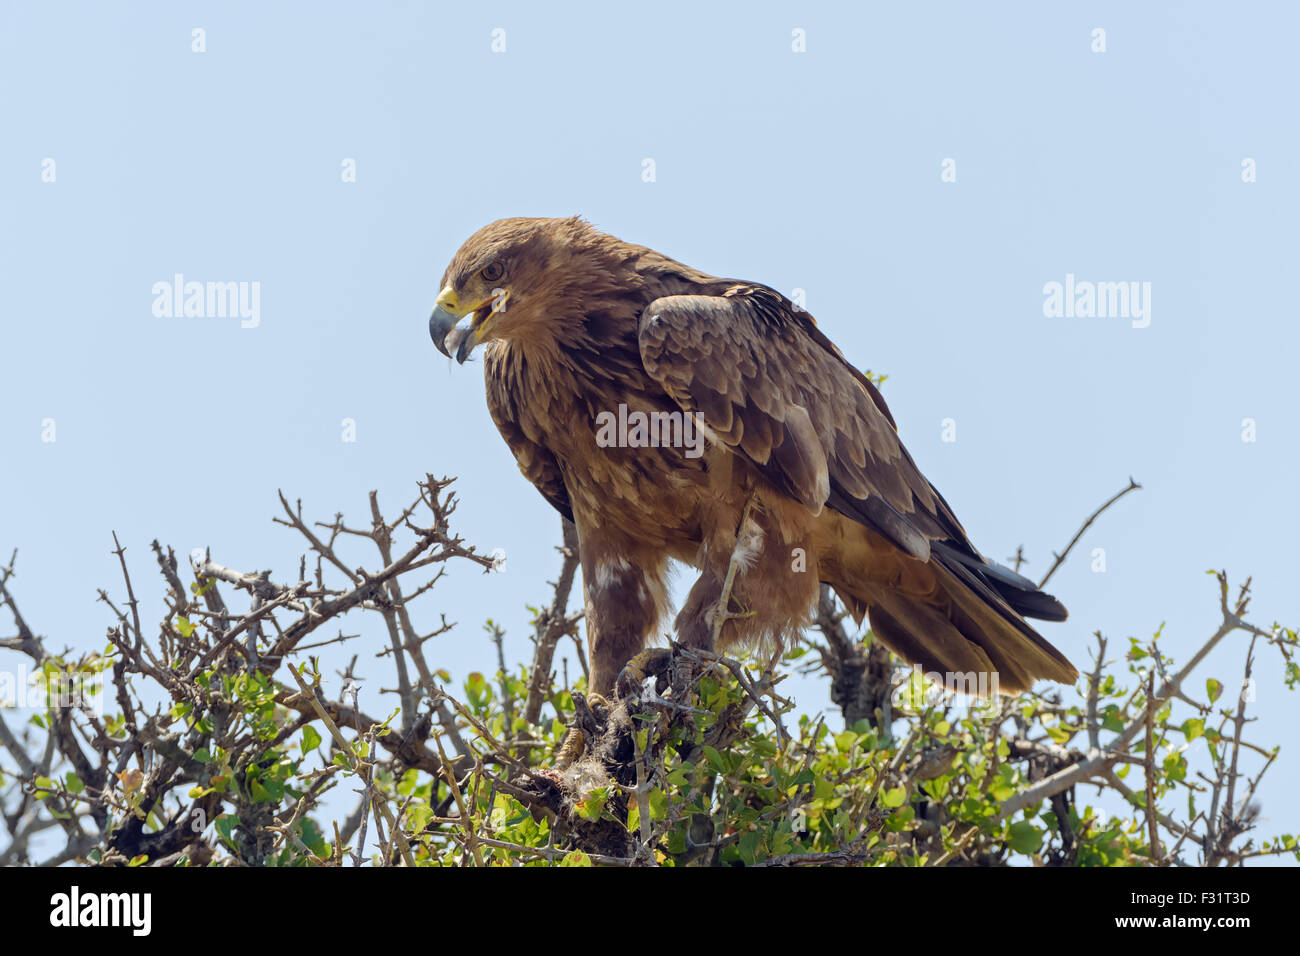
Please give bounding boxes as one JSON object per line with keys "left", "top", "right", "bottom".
{"left": 676, "top": 494, "right": 817, "bottom": 662}
{"left": 556, "top": 531, "right": 669, "bottom": 767}
{"left": 673, "top": 497, "right": 758, "bottom": 655}
{"left": 615, "top": 497, "right": 761, "bottom": 700}
{"left": 579, "top": 551, "right": 669, "bottom": 696}
{"left": 710, "top": 495, "right": 759, "bottom": 647}
{"left": 614, "top": 495, "right": 772, "bottom": 709}
{"left": 611, "top": 504, "right": 759, "bottom": 697}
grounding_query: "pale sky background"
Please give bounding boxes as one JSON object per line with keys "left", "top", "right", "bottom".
{"left": 2, "top": 1, "right": 1296, "bottom": 862}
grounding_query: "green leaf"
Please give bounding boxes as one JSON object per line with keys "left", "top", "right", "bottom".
{"left": 465, "top": 671, "right": 491, "bottom": 708}
{"left": 666, "top": 828, "right": 687, "bottom": 855}
{"left": 1206, "top": 678, "right": 1223, "bottom": 704}
{"left": 885, "top": 805, "right": 915, "bottom": 832}
{"left": 880, "top": 786, "right": 907, "bottom": 809}
{"left": 1045, "top": 723, "right": 1071, "bottom": 744}
{"left": 1163, "top": 752, "right": 1187, "bottom": 783}
{"left": 192, "top": 748, "right": 213, "bottom": 764}
{"left": 175, "top": 616, "right": 195, "bottom": 638}
{"left": 813, "top": 775, "right": 835, "bottom": 801}
{"left": 301, "top": 725, "right": 322, "bottom": 754}
{"left": 702, "top": 745, "right": 727, "bottom": 774}
{"left": 64, "top": 772, "right": 84, "bottom": 794}
{"left": 648, "top": 788, "right": 668, "bottom": 821}
{"left": 1007, "top": 821, "right": 1043, "bottom": 855}
{"left": 576, "top": 788, "right": 608, "bottom": 822}
{"left": 1101, "top": 706, "right": 1125, "bottom": 733}
{"left": 558, "top": 850, "right": 592, "bottom": 867}
{"left": 738, "top": 830, "right": 762, "bottom": 864}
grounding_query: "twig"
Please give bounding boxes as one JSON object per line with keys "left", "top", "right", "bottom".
{"left": 1038, "top": 477, "right": 1141, "bottom": 588}
{"left": 1144, "top": 670, "right": 1160, "bottom": 863}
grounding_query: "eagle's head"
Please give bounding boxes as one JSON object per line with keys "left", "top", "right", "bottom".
{"left": 429, "top": 215, "right": 615, "bottom": 363}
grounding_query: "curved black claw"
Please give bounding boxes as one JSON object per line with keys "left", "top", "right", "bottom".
{"left": 616, "top": 647, "right": 674, "bottom": 699}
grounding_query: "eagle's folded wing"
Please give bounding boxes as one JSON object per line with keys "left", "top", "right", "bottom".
{"left": 639, "top": 284, "right": 959, "bottom": 562}
{"left": 637, "top": 284, "right": 1075, "bottom": 691}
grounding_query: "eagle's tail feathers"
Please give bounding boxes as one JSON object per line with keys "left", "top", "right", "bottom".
{"left": 853, "top": 562, "right": 1077, "bottom": 696}
{"left": 930, "top": 541, "right": 1069, "bottom": 622}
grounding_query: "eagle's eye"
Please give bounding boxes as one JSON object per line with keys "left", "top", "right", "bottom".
{"left": 480, "top": 262, "right": 505, "bottom": 283}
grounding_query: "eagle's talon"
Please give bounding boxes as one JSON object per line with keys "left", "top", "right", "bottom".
{"left": 616, "top": 648, "right": 674, "bottom": 699}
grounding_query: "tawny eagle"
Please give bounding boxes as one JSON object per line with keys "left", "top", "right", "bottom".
{"left": 429, "top": 217, "right": 1076, "bottom": 697}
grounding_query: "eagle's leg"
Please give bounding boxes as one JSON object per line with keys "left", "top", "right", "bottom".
{"left": 581, "top": 554, "right": 667, "bottom": 696}
{"left": 556, "top": 539, "right": 667, "bottom": 767}
{"left": 672, "top": 496, "right": 761, "bottom": 660}
{"left": 710, "top": 496, "right": 758, "bottom": 648}
{"left": 675, "top": 495, "right": 817, "bottom": 665}
{"left": 555, "top": 725, "right": 587, "bottom": 768}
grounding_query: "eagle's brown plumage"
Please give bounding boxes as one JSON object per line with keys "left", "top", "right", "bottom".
{"left": 429, "top": 216, "right": 1077, "bottom": 696}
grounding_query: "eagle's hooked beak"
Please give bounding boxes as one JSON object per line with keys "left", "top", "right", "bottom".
{"left": 428, "top": 286, "right": 510, "bottom": 364}
{"left": 428, "top": 287, "right": 463, "bottom": 359}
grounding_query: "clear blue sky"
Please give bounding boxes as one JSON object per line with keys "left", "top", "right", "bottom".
{"left": 2, "top": 1, "right": 1296, "bottom": 858}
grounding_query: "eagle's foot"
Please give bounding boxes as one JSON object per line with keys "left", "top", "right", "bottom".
{"left": 615, "top": 647, "right": 674, "bottom": 699}
{"left": 555, "top": 691, "right": 611, "bottom": 769}
{"left": 554, "top": 725, "right": 586, "bottom": 769}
